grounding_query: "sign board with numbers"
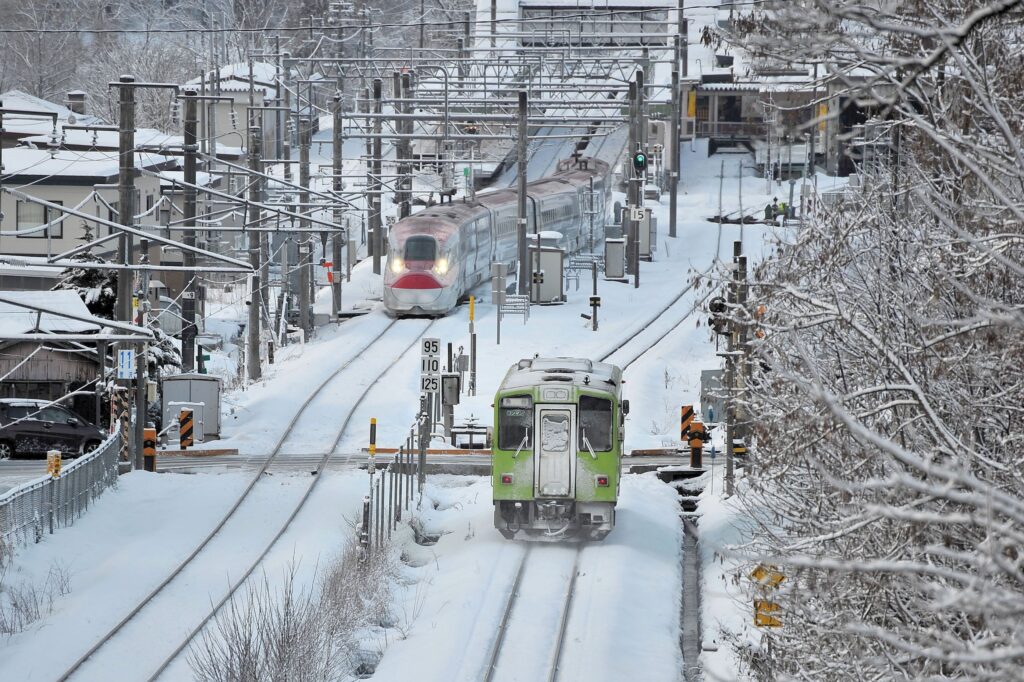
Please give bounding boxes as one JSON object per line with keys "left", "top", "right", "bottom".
{"left": 420, "top": 338, "right": 441, "bottom": 393}
{"left": 117, "top": 349, "right": 136, "bottom": 380}
{"left": 421, "top": 356, "right": 441, "bottom": 374}
{"left": 421, "top": 338, "right": 440, "bottom": 356}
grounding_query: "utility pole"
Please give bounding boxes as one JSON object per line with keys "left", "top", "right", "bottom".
{"left": 246, "top": 126, "right": 263, "bottom": 382}
{"left": 669, "top": 66, "right": 680, "bottom": 239}
{"left": 115, "top": 76, "right": 138, "bottom": 466}
{"left": 371, "top": 78, "right": 383, "bottom": 275}
{"left": 516, "top": 90, "right": 529, "bottom": 296}
{"left": 725, "top": 240, "right": 743, "bottom": 497}
{"left": 134, "top": 240, "right": 150, "bottom": 472}
{"left": 116, "top": 76, "right": 136, "bottom": 325}
{"left": 299, "top": 118, "right": 312, "bottom": 337}
{"left": 181, "top": 89, "right": 198, "bottom": 372}
{"left": 400, "top": 72, "right": 413, "bottom": 219}
{"left": 332, "top": 94, "right": 344, "bottom": 320}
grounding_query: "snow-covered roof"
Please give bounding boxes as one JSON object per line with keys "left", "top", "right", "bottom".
{"left": 1, "top": 148, "right": 176, "bottom": 182}
{"left": 499, "top": 357, "right": 622, "bottom": 392}
{"left": 0, "top": 290, "right": 100, "bottom": 336}
{"left": 185, "top": 62, "right": 280, "bottom": 100}
{"left": 159, "top": 170, "right": 215, "bottom": 187}
{"left": 0, "top": 90, "right": 104, "bottom": 137}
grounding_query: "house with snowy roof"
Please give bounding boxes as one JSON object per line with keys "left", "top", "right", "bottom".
{"left": 184, "top": 62, "right": 284, "bottom": 155}
{"left": 0, "top": 148, "right": 174, "bottom": 260}
{"left": 0, "top": 90, "right": 103, "bottom": 149}
{"left": 0, "top": 290, "right": 106, "bottom": 419}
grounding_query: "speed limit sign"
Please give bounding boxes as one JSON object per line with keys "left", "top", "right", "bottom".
{"left": 421, "top": 375, "right": 440, "bottom": 393}
{"left": 421, "top": 356, "right": 441, "bottom": 374}
{"left": 421, "top": 338, "right": 440, "bottom": 356}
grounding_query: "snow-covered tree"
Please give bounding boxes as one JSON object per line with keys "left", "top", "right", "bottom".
{"left": 722, "top": 1, "right": 1024, "bottom": 678}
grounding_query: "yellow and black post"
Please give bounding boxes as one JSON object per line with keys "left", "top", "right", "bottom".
{"left": 680, "top": 404, "right": 694, "bottom": 443}
{"left": 689, "top": 421, "right": 705, "bottom": 469}
{"left": 143, "top": 426, "right": 157, "bottom": 472}
{"left": 179, "top": 409, "right": 194, "bottom": 450}
{"left": 112, "top": 388, "right": 130, "bottom": 462}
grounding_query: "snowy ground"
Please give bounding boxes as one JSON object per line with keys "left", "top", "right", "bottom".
{"left": 372, "top": 473, "right": 683, "bottom": 682}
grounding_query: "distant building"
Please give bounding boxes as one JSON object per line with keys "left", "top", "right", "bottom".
{"left": 0, "top": 90, "right": 103, "bottom": 149}
{"left": 0, "top": 148, "right": 173, "bottom": 260}
{"left": 0, "top": 290, "right": 104, "bottom": 420}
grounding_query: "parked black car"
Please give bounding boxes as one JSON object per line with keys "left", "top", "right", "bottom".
{"left": 0, "top": 399, "right": 107, "bottom": 459}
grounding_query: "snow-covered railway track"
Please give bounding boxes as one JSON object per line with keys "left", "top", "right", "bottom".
{"left": 56, "top": 318, "right": 436, "bottom": 682}
{"left": 599, "top": 267, "right": 714, "bottom": 371}
{"left": 483, "top": 545, "right": 582, "bottom": 682}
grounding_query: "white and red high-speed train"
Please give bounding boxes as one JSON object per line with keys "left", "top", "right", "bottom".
{"left": 383, "top": 156, "right": 610, "bottom": 315}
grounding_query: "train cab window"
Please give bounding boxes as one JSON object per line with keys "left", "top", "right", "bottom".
{"left": 578, "top": 395, "right": 613, "bottom": 452}
{"left": 498, "top": 396, "right": 533, "bottom": 450}
{"left": 404, "top": 235, "right": 437, "bottom": 261}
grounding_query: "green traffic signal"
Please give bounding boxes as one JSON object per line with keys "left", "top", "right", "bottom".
{"left": 632, "top": 151, "right": 648, "bottom": 173}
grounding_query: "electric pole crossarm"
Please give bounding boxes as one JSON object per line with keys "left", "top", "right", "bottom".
{"left": 139, "top": 170, "right": 350, "bottom": 230}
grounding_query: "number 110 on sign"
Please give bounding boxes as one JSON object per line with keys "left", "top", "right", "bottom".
{"left": 421, "top": 356, "right": 441, "bottom": 374}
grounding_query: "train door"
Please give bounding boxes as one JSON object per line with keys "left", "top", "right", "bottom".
{"left": 534, "top": 405, "right": 576, "bottom": 498}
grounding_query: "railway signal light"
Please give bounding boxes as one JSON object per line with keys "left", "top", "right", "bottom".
{"left": 708, "top": 296, "right": 729, "bottom": 335}
{"left": 632, "top": 150, "right": 648, "bottom": 174}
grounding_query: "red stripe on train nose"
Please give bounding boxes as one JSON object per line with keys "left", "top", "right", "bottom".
{"left": 392, "top": 272, "right": 443, "bottom": 289}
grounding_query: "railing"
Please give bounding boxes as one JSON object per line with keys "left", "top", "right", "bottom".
{"left": 697, "top": 121, "right": 767, "bottom": 139}
{"left": 500, "top": 294, "right": 530, "bottom": 324}
{"left": 0, "top": 434, "right": 121, "bottom": 554}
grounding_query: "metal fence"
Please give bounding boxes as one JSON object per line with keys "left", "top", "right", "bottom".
{"left": 0, "top": 434, "right": 121, "bottom": 553}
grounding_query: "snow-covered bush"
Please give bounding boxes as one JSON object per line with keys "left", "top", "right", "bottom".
{"left": 725, "top": 2, "right": 1024, "bottom": 678}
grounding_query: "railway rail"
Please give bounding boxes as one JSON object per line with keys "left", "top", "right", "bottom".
{"left": 56, "top": 317, "right": 435, "bottom": 681}
{"left": 483, "top": 546, "right": 581, "bottom": 682}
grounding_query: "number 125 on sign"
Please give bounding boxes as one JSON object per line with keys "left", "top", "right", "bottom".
{"left": 421, "top": 375, "right": 440, "bottom": 393}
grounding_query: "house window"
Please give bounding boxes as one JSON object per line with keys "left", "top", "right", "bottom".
{"left": 16, "top": 200, "right": 63, "bottom": 239}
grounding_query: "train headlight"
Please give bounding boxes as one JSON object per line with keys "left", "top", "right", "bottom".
{"left": 433, "top": 257, "right": 449, "bottom": 276}
{"left": 389, "top": 257, "right": 404, "bottom": 274}
{"left": 500, "top": 473, "right": 513, "bottom": 485}
{"left": 596, "top": 475, "right": 609, "bottom": 487}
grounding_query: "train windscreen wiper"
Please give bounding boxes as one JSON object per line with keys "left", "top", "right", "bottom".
{"left": 581, "top": 429, "right": 598, "bottom": 459}
{"left": 513, "top": 429, "right": 530, "bottom": 459}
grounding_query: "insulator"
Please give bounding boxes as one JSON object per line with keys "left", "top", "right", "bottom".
{"left": 230, "top": 109, "right": 239, "bottom": 130}
{"left": 169, "top": 100, "right": 181, "bottom": 126}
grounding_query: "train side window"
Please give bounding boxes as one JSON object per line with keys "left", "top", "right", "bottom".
{"left": 498, "top": 395, "right": 533, "bottom": 450}
{"left": 578, "top": 395, "right": 613, "bottom": 452}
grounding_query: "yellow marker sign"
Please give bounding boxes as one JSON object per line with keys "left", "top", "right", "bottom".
{"left": 754, "top": 599, "right": 783, "bottom": 627}
{"left": 469, "top": 295, "right": 475, "bottom": 321}
{"left": 818, "top": 103, "right": 828, "bottom": 131}
{"left": 750, "top": 564, "right": 786, "bottom": 588}
{"left": 47, "top": 450, "right": 62, "bottom": 478}
{"left": 687, "top": 91, "right": 697, "bottom": 118}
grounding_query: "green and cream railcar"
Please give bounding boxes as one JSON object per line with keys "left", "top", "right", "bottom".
{"left": 492, "top": 357, "right": 627, "bottom": 540}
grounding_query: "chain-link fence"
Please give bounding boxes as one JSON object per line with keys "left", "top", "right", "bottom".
{"left": 0, "top": 434, "right": 121, "bottom": 555}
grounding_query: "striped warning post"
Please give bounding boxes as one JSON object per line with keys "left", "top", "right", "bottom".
{"left": 179, "top": 409, "right": 194, "bottom": 450}
{"left": 680, "top": 405, "right": 694, "bottom": 442}
{"left": 143, "top": 427, "right": 157, "bottom": 472}
{"left": 733, "top": 439, "right": 748, "bottom": 458}
{"left": 111, "top": 388, "right": 130, "bottom": 462}
{"left": 688, "top": 421, "right": 705, "bottom": 469}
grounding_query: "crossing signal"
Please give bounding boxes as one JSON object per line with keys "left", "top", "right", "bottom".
{"left": 632, "top": 150, "right": 648, "bottom": 174}
{"left": 708, "top": 296, "right": 729, "bottom": 335}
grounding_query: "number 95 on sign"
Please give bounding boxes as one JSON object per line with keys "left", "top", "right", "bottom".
{"left": 421, "top": 375, "right": 441, "bottom": 393}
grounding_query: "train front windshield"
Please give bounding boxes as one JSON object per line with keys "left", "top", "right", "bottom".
{"left": 404, "top": 235, "right": 437, "bottom": 262}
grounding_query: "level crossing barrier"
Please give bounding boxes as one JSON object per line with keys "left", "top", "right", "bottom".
{"left": 0, "top": 433, "right": 121, "bottom": 554}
